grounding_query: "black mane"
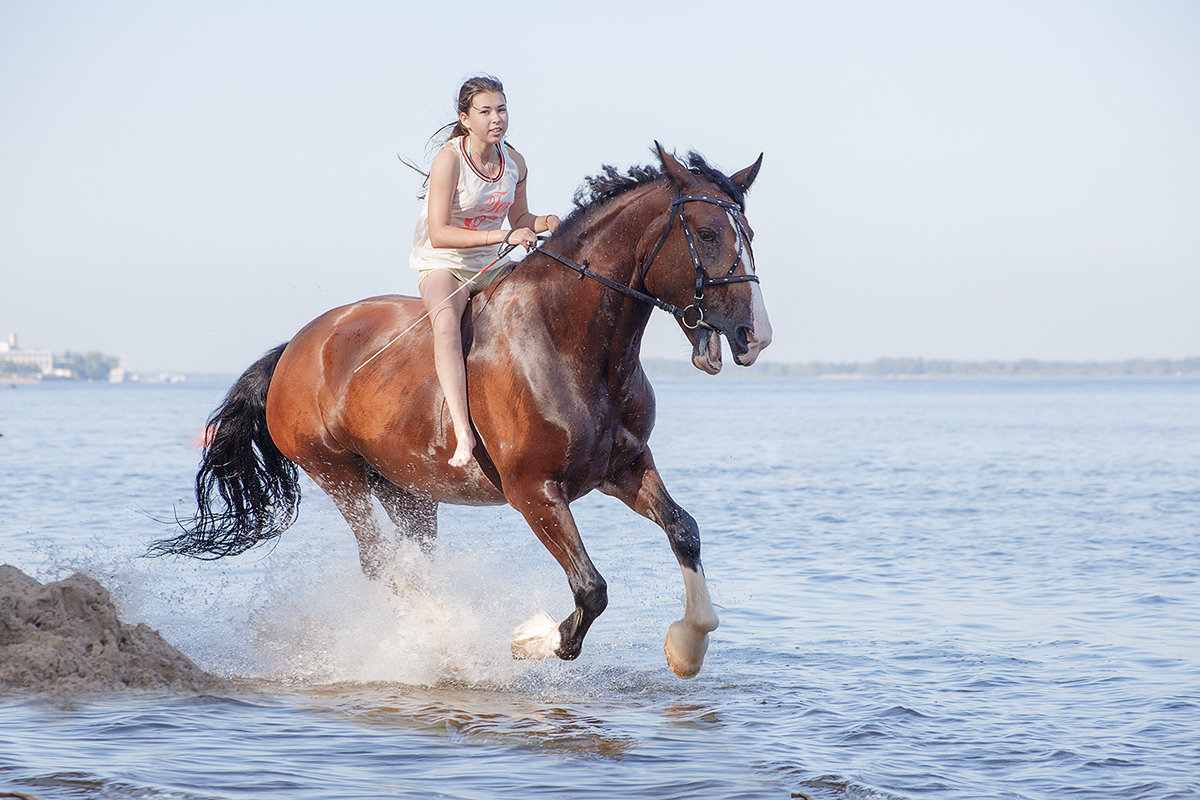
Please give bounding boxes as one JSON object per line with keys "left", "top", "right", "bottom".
{"left": 556, "top": 150, "right": 746, "bottom": 240}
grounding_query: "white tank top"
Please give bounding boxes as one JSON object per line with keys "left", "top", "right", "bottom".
{"left": 409, "top": 136, "right": 520, "bottom": 273}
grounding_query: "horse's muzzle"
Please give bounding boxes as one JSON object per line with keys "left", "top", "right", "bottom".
{"left": 734, "top": 282, "right": 773, "bottom": 366}
{"left": 732, "top": 323, "right": 770, "bottom": 366}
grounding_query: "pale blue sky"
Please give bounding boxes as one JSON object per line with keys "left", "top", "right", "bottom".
{"left": 2, "top": 0, "right": 1197, "bottom": 373}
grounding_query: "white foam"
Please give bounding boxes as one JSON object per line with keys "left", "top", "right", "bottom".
{"left": 136, "top": 510, "right": 573, "bottom": 687}
{"left": 246, "top": 544, "right": 529, "bottom": 686}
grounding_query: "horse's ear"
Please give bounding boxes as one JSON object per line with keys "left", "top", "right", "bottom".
{"left": 731, "top": 153, "right": 763, "bottom": 193}
{"left": 654, "top": 141, "right": 692, "bottom": 185}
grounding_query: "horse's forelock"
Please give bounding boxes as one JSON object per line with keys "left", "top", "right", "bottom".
{"left": 682, "top": 152, "right": 746, "bottom": 211}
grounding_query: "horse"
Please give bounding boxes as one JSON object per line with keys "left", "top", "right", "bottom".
{"left": 152, "top": 144, "right": 772, "bottom": 678}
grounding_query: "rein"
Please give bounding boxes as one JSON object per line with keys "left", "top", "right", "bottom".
{"left": 535, "top": 247, "right": 719, "bottom": 331}
{"left": 353, "top": 185, "right": 757, "bottom": 374}
{"left": 538, "top": 188, "right": 757, "bottom": 331}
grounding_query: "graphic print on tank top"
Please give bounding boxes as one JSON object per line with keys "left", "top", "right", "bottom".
{"left": 460, "top": 139, "right": 514, "bottom": 230}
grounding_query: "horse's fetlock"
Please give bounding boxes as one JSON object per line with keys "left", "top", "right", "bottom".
{"left": 576, "top": 578, "right": 608, "bottom": 615}
{"left": 689, "top": 608, "right": 720, "bottom": 634}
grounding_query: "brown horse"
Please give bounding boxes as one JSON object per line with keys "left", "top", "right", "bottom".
{"left": 154, "top": 145, "right": 771, "bottom": 678}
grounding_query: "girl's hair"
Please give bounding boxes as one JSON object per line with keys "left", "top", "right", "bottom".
{"left": 401, "top": 75, "right": 507, "bottom": 190}
{"left": 442, "top": 75, "right": 506, "bottom": 141}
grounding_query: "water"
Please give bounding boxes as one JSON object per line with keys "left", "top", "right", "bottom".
{"left": 1, "top": 376, "right": 1198, "bottom": 799}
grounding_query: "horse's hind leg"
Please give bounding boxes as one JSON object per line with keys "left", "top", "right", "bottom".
{"left": 367, "top": 469, "right": 438, "bottom": 552}
{"left": 297, "top": 455, "right": 391, "bottom": 579}
{"left": 602, "top": 452, "right": 718, "bottom": 678}
{"left": 507, "top": 482, "right": 607, "bottom": 662}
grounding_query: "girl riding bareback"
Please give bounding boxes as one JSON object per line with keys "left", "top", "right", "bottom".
{"left": 410, "top": 75, "right": 560, "bottom": 468}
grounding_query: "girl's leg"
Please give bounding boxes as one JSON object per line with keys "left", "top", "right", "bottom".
{"left": 419, "top": 270, "right": 476, "bottom": 467}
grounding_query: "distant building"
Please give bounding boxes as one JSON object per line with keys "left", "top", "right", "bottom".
{"left": 0, "top": 332, "right": 54, "bottom": 375}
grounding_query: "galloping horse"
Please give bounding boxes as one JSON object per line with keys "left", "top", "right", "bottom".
{"left": 154, "top": 145, "right": 771, "bottom": 678}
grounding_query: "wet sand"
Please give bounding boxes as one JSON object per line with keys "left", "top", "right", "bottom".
{"left": 0, "top": 565, "right": 220, "bottom": 695}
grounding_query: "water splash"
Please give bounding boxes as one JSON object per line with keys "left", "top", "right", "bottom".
{"left": 245, "top": 541, "right": 550, "bottom": 687}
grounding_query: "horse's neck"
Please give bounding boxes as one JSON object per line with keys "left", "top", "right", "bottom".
{"left": 519, "top": 190, "right": 661, "bottom": 384}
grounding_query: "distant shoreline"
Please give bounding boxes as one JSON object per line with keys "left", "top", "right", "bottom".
{"left": 642, "top": 356, "right": 1200, "bottom": 379}
{"left": 7, "top": 357, "right": 1198, "bottom": 388}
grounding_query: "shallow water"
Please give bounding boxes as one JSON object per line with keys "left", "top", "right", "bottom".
{"left": 1, "top": 376, "right": 1198, "bottom": 799}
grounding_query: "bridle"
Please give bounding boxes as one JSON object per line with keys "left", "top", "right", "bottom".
{"left": 536, "top": 186, "right": 758, "bottom": 332}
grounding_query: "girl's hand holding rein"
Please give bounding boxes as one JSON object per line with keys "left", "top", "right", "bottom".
{"left": 504, "top": 227, "right": 539, "bottom": 251}
{"left": 504, "top": 215, "right": 559, "bottom": 250}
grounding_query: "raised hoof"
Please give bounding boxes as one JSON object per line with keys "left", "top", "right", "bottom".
{"left": 664, "top": 619, "right": 710, "bottom": 679}
{"left": 511, "top": 611, "right": 561, "bottom": 660}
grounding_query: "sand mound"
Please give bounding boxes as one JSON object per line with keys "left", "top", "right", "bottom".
{"left": 0, "top": 565, "right": 221, "bottom": 694}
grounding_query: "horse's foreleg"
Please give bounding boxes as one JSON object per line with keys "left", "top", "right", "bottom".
{"left": 603, "top": 455, "right": 718, "bottom": 678}
{"left": 367, "top": 469, "right": 438, "bottom": 552}
{"left": 508, "top": 480, "right": 607, "bottom": 662}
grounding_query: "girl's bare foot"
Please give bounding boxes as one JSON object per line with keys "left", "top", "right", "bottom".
{"left": 448, "top": 428, "right": 476, "bottom": 468}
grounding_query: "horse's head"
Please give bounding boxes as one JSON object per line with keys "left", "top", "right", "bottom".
{"left": 642, "top": 144, "right": 773, "bottom": 374}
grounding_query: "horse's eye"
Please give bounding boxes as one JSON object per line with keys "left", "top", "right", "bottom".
{"left": 697, "top": 228, "right": 718, "bottom": 243}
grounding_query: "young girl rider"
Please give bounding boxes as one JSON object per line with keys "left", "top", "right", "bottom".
{"left": 410, "top": 76, "right": 560, "bottom": 468}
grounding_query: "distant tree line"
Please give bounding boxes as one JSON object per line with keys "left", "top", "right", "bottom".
{"left": 56, "top": 351, "right": 120, "bottom": 381}
{"left": 642, "top": 356, "right": 1200, "bottom": 379}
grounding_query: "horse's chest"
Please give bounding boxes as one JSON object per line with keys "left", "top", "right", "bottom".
{"left": 573, "top": 394, "right": 651, "bottom": 473}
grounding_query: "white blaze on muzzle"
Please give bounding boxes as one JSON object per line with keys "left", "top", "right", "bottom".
{"left": 732, "top": 236, "right": 771, "bottom": 366}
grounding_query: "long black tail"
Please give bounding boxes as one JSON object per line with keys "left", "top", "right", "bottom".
{"left": 149, "top": 343, "right": 300, "bottom": 559}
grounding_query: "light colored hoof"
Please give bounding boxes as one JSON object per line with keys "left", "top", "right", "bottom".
{"left": 511, "top": 611, "right": 561, "bottom": 660}
{"left": 664, "top": 619, "right": 710, "bottom": 679}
